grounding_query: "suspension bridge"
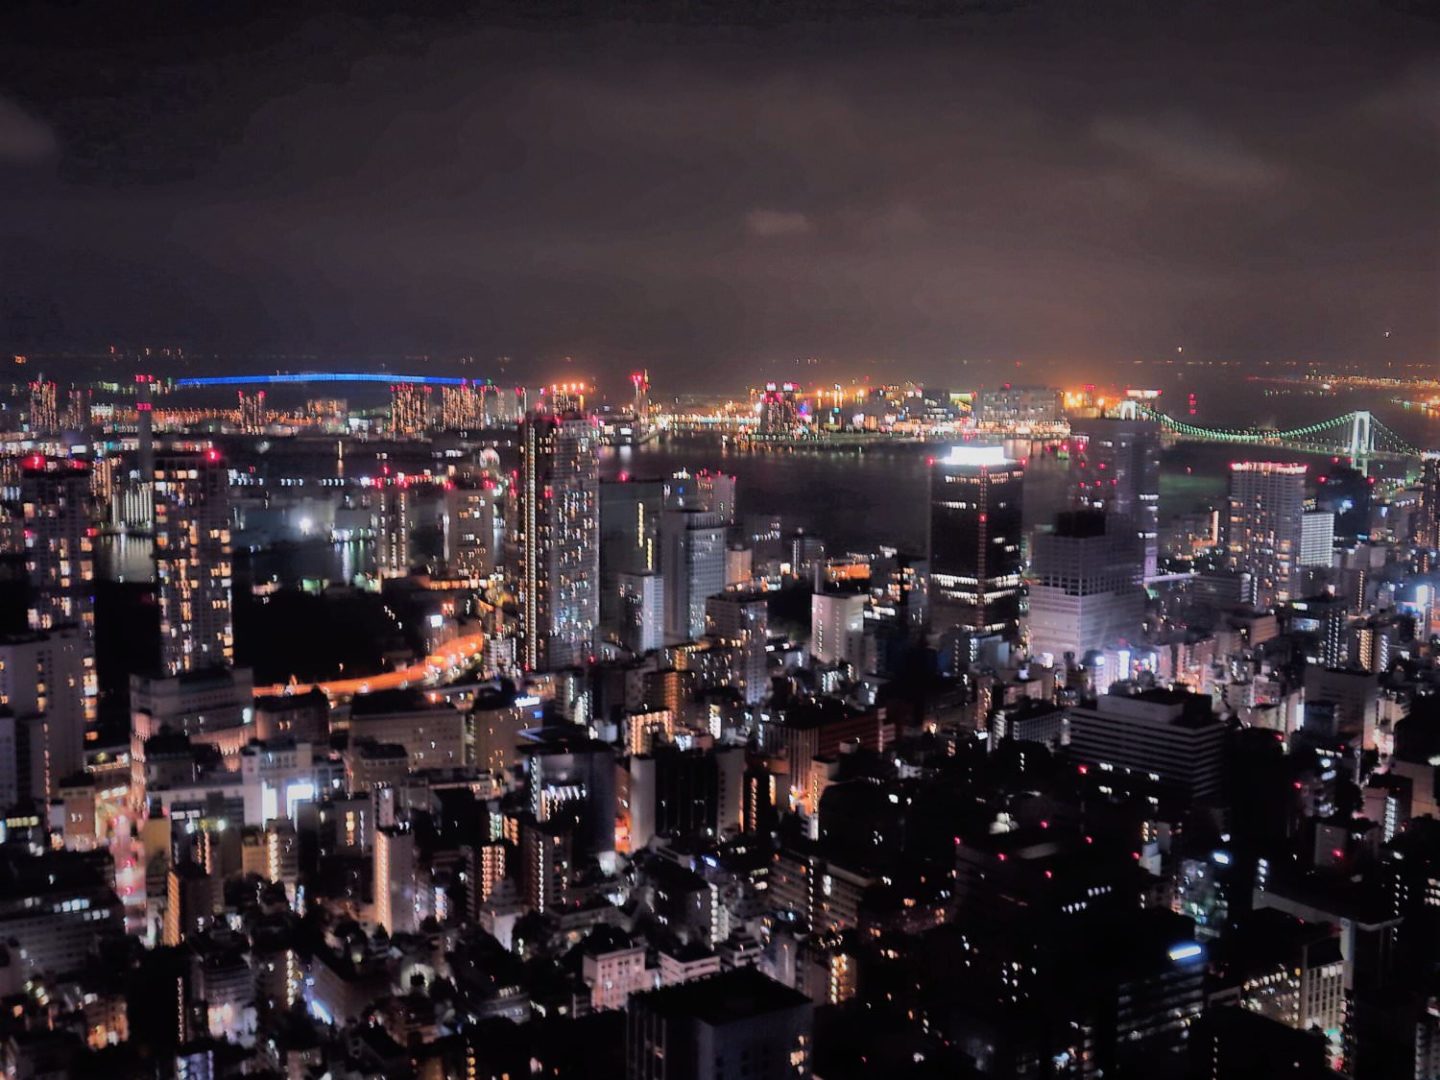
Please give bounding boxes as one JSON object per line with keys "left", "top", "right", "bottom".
{"left": 1120, "top": 402, "right": 1423, "bottom": 467}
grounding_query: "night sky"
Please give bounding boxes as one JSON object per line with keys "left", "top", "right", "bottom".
{"left": 0, "top": 0, "right": 1435, "bottom": 387}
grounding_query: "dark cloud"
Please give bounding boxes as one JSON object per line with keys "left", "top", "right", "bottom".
{"left": 0, "top": 96, "right": 56, "bottom": 164}
{"left": 0, "top": 0, "right": 1435, "bottom": 387}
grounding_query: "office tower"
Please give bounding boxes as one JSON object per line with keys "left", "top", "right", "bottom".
{"left": 1299, "top": 510, "right": 1335, "bottom": 568}
{"left": 660, "top": 509, "right": 728, "bottom": 645}
{"left": 668, "top": 469, "right": 738, "bottom": 525}
{"left": 153, "top": 450, "right": 234, "bottom": 675}
{"left": 810, "top": 591, "right": 867, "bottom": 667}
{"left": 28, "top": 376, "right": 58, "bottom": 433}
{"left": 871, "top": 549, "right": 929, "bottom": 635}
{"left": 523, "top": 731, "right": 616, "bottom": 861}
{"left": 600, "top": 478, "right": 665, "bottom": 635}
{"left": 1068, "top": 689, "right": 1226, "bottom": 802}
{"left": 1069, "top": 416, "right": 1162, "bottom": 578}
{"left": 1027, "top": 510, "right": 1144, "bottom": 664}
{"left": 0, "top": 629, "right": 89, "bottom": 799}
{"left": 375, "top": 825, "right": 417, "bottom": 935}
{"left": 929, "top": 445, "right": 1025, "bottom": 644}
{"left": 1288, "top": 594, "right": 1349, "bottom": 668}
{"left": 236, "top": 390, "right": 266, "bottom": 434}
{"left": 618, "top": 571, "right": 664, "bottom": 654}
{"left": 625, "top": 967, "right": 814, "bottom": 1080}
{"left": 518, "top": 412, "right": 601, "bottom": 670}
{"left": 389, "top": 382, "right": 428, "bottom": 436}
{"left": 1419, "top": 453, "right": 1440, "bottom": 550}
{"left": 705, "top": 590, "right": 769, "bottom": 705}
{"left": 1316, "top": 465, "right": 1370, "bottom": 542}
{"left": 1227, "top": 462, "right": 1307, "bottom": 609}
{"left": 443, "top": 477, "right": 500, "bottom": 579}
{"left": 376, "top": 477, "right": 410, "bottom": 577}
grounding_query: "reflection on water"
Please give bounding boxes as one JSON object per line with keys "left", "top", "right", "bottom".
{"left": 604, "top": 436, "right": 1071, "bottom": 555}
{"left": 97, "top": 533, "right": 376, "bottom": 590}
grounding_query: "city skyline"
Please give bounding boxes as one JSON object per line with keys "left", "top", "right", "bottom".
{"left": 0, "top": 3, "right": 1437, "bottom": 1078}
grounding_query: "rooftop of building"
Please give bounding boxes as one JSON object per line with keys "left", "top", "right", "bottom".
{"left": 349, "top": 687, "right": 453, "bottom": 717}
{"left": 632, "top": 967, "right": 809, "bottom": 1024}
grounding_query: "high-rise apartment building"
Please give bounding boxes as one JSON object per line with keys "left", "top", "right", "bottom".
{"left": 443, "top": 477, "right": 500, "bottom": 579}
{"left": 1299, "top": 510, "right": 1335, "bottom": 569}
{"left": 28, "top": 377, "right": 58, "bottom": 434}
{"left": 518, "top": 412, "right": 601, "bottom": 670}
{"left": 929, "top": 445, "right": 1024, "bottom": 644}
{"left": 375, "top": 477, "right": 411, "bottom": 578}
{"left": 236, "top": 390, "right": 267, "bottom": 434}
{"left": 0, "top": 629, "right": 89, "bottom": 798}
{"left": 1227, "top": 462, "right": 1307, "bottom": 609}
{"left": 440, "top": 383, "right": 484, "bottom": 430}
{"left": 21, "top": 461, "right": 97, "bottom": 736}
{"left": 1069, "top": 417, "right": 1162, "bottom": 578}
{"left": 1027, "top": 510, "right": 1144, "bottom": 664}
{"left": 153, "top": 450, "right": 234, "bottom": 675}
{"left": 375, "top": 825, "right": 417, "bottom": 935}
{"left": 810, "top": 591, "right": 867, "bottom": 668}
{"left": 389, "top": 382, "right": 429, "bottom": 436}
{"left": 661, "top": 509, "right": 728, "bottom": 645}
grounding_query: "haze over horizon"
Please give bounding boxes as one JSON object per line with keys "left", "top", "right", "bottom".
{"left": 1, "top": 0, "right": 1436, "bottom": 389}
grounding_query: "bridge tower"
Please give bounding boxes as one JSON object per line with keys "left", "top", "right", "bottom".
{"left": 1348, "top": 410, "right": 1373, "bottom": 474}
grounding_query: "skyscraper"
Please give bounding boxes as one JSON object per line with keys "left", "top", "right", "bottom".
{"left": 443, "top": 476, "right": 501, "bottom": 579}
{"left": 20, "top": 459, "right": 97, "bottom": 741}
{"left": 153, "top": 450, "right": 234, "bottom": 675}
{"left": 810, "top": 591, "right": 867, "bottom": 667}
{"left": 1419, "top": 453, "right": 1440, "bottom": 551}
{"left": 236, "top": 390, "right": 267, "bottom": 434}
{"left": 375, "top": 478, "right": 410, "bottom": 578}
{"left": 22, "top": 461, "right": 95, "bottom": 637}
{"left": 929, "top": 445, "right": 1025, "bottom": 644}
{"left": 1227, "top": 462, "right": 1307, "bottom": 609}
{"left": 660, "top": 509, "right": 728, "bottom": 645}
{"left": 389, "top": 382, "right": 429, "bottom": 436}
{"left": 1027, "top": 510, "right": 1144, "bottom": 664}
{"left": 27, "top": 377, "right": 58, "bottom": 434}
{"left": 375, "top": 824, "right": 417, "bottom": 936}
{"left": 518, "top": 412, "right": 601, "bottom": 670}
{"left": 1069, "top": 416, "right": 1162, "bottom": 578}
{"left": 1298, "top": 510, "right": 1335, "bottom": 569}
{"left": 600, "top": 477, "right": 665, "bottom": 637}
{"left": 0, "top": 629, "right": 89, "bottom": 798}
{"left": 705, "top": 590, "right": 769, "bottom": 705}
{"left": 618, "top": 571, "right": 665, "bottom": 655}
